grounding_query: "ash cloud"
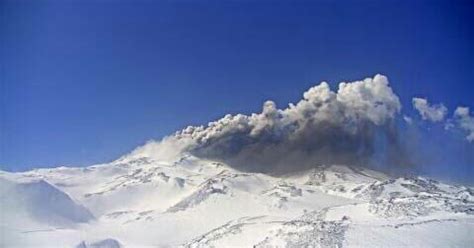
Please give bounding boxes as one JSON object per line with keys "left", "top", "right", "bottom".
{"left": 169, "top": 74, "right": 407, "bottom": 174}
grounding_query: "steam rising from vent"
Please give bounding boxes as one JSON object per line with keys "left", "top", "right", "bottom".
{"left": 164, "top": 74, "right": 405, "bottom": 174}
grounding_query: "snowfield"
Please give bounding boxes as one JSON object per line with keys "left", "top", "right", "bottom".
{"left": 1, "top": 152, "right": 473, "bottom": 247}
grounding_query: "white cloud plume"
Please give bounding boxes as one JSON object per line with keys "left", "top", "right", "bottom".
{"left": 178, "top": 74, "right": 400, "bottom": 143}
{"left": 412, "top": 97, "right": 447, "bottom": 122}
{"left": 453, "top": 107, "right": 474, "bottom": 142}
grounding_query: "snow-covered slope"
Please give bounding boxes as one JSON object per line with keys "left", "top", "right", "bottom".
{"left": 1, "top": 152, "right": 473, "bottom": 247}
{"left": 0, "top": 177, "right": 94, "bottom": 226}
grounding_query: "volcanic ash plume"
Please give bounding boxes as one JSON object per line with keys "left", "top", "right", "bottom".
{"left": 153, "top": 74, "right": 402, "bottom": 174}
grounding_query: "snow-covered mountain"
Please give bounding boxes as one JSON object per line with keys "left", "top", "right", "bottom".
{"left": 1, "top": 150, "right": 473, "bottom": 247}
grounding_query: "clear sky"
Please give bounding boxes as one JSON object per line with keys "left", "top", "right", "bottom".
{"left": 1, "top": 0, "right": 473, "bottom": 181}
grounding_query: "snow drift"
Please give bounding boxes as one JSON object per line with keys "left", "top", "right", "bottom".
{"left": 0, "top": 178, "right": 94, "bottom": 227}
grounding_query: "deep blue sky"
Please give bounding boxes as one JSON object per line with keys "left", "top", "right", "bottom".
{"left": 1, "top": 0, "right": 473, "bottom": 181}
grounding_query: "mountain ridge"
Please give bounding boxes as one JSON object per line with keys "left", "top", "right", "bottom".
{"left": 1, "top": 151, "right": 473, "bottom": 247}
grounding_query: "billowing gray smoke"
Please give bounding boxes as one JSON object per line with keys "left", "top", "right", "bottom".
{"left": 171, "top": 74, "right": 405, "bottom": 174}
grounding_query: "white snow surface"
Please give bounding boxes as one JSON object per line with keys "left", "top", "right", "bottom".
{"left": 1, "top": 152, "right": 473, "bottom": 247}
